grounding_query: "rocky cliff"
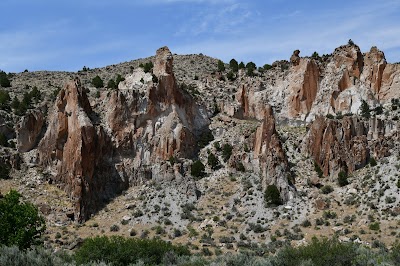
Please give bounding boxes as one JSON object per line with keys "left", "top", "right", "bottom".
{"left": 37, "top": 47, "right": 209, "bottom": 221}
{"left": 2, "top": 42, "right": 400, "bottom": 249}
{"left": 304, "top": 115, "right": 397, "bottom": 177}
{"left": 38, "top": 79, "right": 125, "bottom": 221}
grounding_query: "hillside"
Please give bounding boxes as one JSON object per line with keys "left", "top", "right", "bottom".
{"left": 0, "top": 42, "right": 400, "bottom": 256}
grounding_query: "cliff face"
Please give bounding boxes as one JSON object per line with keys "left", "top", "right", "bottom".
{"left": 304, "top": 115, "right": 396, "bottom": 177}
{"left": 16, "top": 110, "right": 44, "bottom": 152}
{"left": 38, "top": 80, "right": 126, "bottom": 221}
{"left": 38, "top": 47, "right": 209, "bottom": 221}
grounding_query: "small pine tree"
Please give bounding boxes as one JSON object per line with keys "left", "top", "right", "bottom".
{"left": 115, "top": 74, "right": 125, "bottom": 85}
{"left": 222, "top": 143, "right": 233, "bottom": 162}
{"left": 217, "top": 60, "right": 225, "bottom": 72}
{"left": 107, "top": 79, "right": 116, "bottom": 89}
{"left": 337, "top": 171, "right": 349, "bottom": 187}
{"left": 0, "top": 71, "right": 11, "bottom": 87}
{"left": 360, "top": 100, "right": 370, "bottom": 119}
{"left": 238, "top": 61, "right": 245, "bottom": 69}
{"left": 227, "top": 71, "right": 235, "bottom": 81}
{"left": 92, "top": 75, "right": 104, "bottom": 88}
{"left": 191, "top": 160, "right": 205, "bottom": 179}
{"left": 312, "top": 51, "right": 319, "bottom": 58}
{"left": 263, "top": 64, "right": 272, "bottom": 71}
{"left": 207, "top": 153, "right": 219, "bottom": 170}
{"left": 229, "top": 59, "right": 239, "bottom": 72}
{"left": 264, "top": 185, "right": 282, "bottom": 206}
{"left": 0, "top": 89, "right": 10, "bottom": 110}
{"left": 142, "top": 62, "right": 154, "bottom": 73}
{"left": 246, "top": 62, "right": 256, "bottom": 76}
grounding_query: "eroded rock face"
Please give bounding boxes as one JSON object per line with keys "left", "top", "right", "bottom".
{"left": 288, "top": 58, "right": 319, "bottom": 118}
{"left": 304, "top": 115, "right": 393, "bottom": 176}
{"left": 253, "top": 105, "right": 293, "bottom": 202}
{"left": 106, "top": 46, "right": 209, "bottom": 166}
{"left": 361, "top": 46, "right": 387, "bottom": 95}
{"left": 38, "top": 80, "right": 127, "bottom": 222}
{"left": 16, "top": 110, "right": 44, "bottom": 152}
{"left": 37, "top": 47, "right": 210, "bottom": 221}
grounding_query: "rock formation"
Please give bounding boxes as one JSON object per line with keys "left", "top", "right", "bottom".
{"left": 304, "top": 115, "right": 394, "bottom": 177}
{"left": 287, "top": 58, "right": 319, "bottom": 118}
{"left": 253, "top": 106, "right": 294, "bottom": 202}
{"left": 290, "top": 50, "right": 301, "bottom": 66}
{"left": 16, "top": 110, "right": 44, "bottom": 152}
{"left": 38, "top": 47, "right": 209, "bottom": 221}
{"left": 38, "top": 79, "right": 127, "bottom": 221}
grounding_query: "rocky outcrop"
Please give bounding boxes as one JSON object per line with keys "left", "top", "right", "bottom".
{"left": 290, "top": 50, "right": 301, "bottom": 66}
{"left": 253, "top": 105, "right": 294, "bottom": 202}
{"left": 379, "top": 63, "right": 400, "bottom": 101}
{"left": 304, "top": 115, "right": 394, "bottom": 176}
{"left": 307, "top": 44, "right": 376, "bottom": 121}
{"left": 106, "top": 46, "right": 209, "bottom": 167}
{"left": 38, "top": 79, "right": 127, "bottom": 222}
{"left": 288, "top": 58, "right": 319, "bottom": 118}
{"left": 304, "top": 116, "right": 368, "bottom": 176}
{"left": 16, "top": 110, "right": 44, "bottom": 152}
{"left": 36, "top": 47, "right": 210, "bottom": 221}
{"left": 361, "top": 46, "right": 387, "bottom": 95}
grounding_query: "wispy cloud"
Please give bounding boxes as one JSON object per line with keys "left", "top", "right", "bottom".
{"left": 174, "top": 2, "right": 253, "bottom": 36}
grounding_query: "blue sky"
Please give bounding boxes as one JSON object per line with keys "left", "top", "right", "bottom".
{"left": 1, "top": 0, "right": 399, "bottom": 72}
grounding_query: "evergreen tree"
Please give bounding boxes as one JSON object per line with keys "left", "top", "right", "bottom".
{"left": 264, "top": 185, "right": 282, "bottom": 206}
{"left": 0, "top": 71, "right": 11, "bottom": 87}
{"left": 217, "top": 60, "right": 225, "bottom": 72}
{"left": 229, "top": 59, "right": 238, "bottom": 72}
{"left": 91, "top": 75, "right": 104, "bottom": 88}
{"left": 360, "top": 100, "right": 370, "bottom": 119}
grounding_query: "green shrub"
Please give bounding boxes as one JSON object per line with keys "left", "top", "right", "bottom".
{"left": 369, "top": 157, "right": 377, "bottom": 166}
{"left": 301, "top": 219, "right": 312, "bottom": 227}
{"left": 326, "top": 113, "right": 334, "bottom": 119}
{"left": 369, "top": 222, "right": 380, "bottom": 231}
{"left": 75, "top": 235, "right": 190, "bottom": 266}
{"left": 235, "top": 161, "right": 245, "bottom": 172}
{"left": 0, "top": 246, "right": 71, "bottom": 266}
{"left": 0, "top": 190, "right": 46, "bottom": 249}
{"left": 0, "top": 89, "right": 10, "bottom": 110}
{"left": 274, "top": 237, "right": 357, "bottom": 266}
{"left": 360, "top": 100, "right": 370, "bottom": 119}
{"left": 191, "top": 160, "right": 205, "bottom": 179}
{"left": 337, "top": 171, "right": 349, "bottom": 187}
{"left": 0, "top": 71, "right": 11, "bottom": 87}
{"left": 92, "top": 75, "right": 104, "bottom": 88}
{"left": 226, "top": 71, "right": 235, "bottom": 81}
{"left": 264, "top": 184, "right": 282, "bottom": 206}
{"left": 222, "top": 143, "right": 233, "bottom": 162}
{"left": 207, "top": 153, "right": 219, "bottom": 170}
{"left": 141, "top": 62, "right": 154, "bottom": 73}
{"left": 197, "top": 130, "right": 214, "bottom": 149}
{"left": 217, "top": 60, "right": 225, "bottom": 72}
{"left": 314, "top": 161, "right": 324, "bottom": 178}
{"left": 323, "top": 210, "right": 337, "bottom": 219}
{"left": 107, "top": 79, "right": 117, "bottom": 89}
{"left": 115, "top": 74, "right": 125, "bottom": 85}
{"left": 321, "top": 185, "right": 333, "bottom": 194}
{"left": 229, "top": 59, "right": 238, "bottom": 72}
